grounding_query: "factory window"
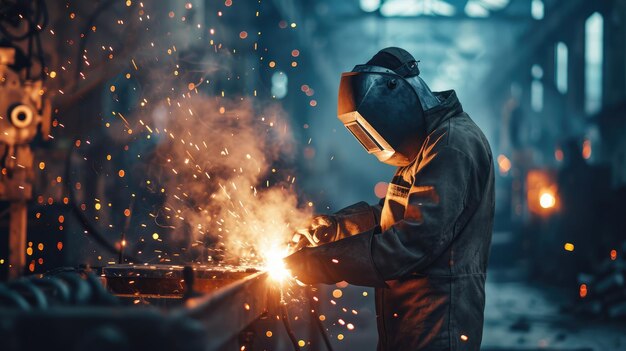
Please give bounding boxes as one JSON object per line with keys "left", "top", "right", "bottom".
{"left": 585, "top": 12, "right": 604, "bottom": 115}
{"left": 531, "top": 0, "right": 544, "bottom": 20}
{"left": 464, "top": 0, "right": 510, "bottom": 18}
{"left": 381, "top": 0, "right": 456, "bottom": 17}
{"left": 555, "top": 42, "right": 568, "bottom": 94}
{"left": 360, "top": 0, "right": 381, "bottom": 12}
{"left": 531, "top": 64, "right": 543, "bottom": 112}
{"left": 271, "top": 71, "right": 288, "bottom": 99}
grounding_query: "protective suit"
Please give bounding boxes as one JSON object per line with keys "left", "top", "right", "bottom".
{"left": 285, "top": 48, "right": 494, "bottom": 351}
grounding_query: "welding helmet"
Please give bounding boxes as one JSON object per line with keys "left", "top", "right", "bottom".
{"left": 338, "top": 47, "right": 439, "bottom": 166}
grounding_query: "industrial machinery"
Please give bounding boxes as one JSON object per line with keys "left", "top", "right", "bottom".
{"left": 0, "top": 45, "right": 51, "bottom": 279}
{"left": 0, "top": 264, "right": 330, "bottom": 351}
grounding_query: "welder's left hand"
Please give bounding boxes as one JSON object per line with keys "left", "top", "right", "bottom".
{"left": 287, "top": 215, "right": 339, "bottom": 254}
{"left": 283, "top": 231, "right": 388, "bottom": 287}
{"left": 284, "top": 246, "right": 336, "bottom": 285}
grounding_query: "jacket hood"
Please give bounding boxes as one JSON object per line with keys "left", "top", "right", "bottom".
{"left": 424, "top": 90, "right": 464, "bottom": 135}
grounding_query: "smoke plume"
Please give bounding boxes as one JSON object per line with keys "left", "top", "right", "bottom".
{"left": 150, "top": 93, "right": 311, "bottom": 265}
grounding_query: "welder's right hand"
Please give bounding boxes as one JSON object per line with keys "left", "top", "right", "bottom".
{"left": 290, "top": 215, "right": 339, "bottom": 252}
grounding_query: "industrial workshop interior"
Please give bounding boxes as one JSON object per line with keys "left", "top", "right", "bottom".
{"left": 2, "top": 0, "right": 626, "bottom": 350}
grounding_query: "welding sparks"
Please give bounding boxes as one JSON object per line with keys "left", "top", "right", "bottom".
{"left": 263, "top": 246, "right": 290, "bottom": 282}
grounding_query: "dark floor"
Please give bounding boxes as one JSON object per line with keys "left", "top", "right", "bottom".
{"left": 481, "top": 271, "right": 626, "bottom": 351}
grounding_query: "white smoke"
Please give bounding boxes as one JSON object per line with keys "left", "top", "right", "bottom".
{"left": 150, "top": 94, "right": 311, "bottom": 265}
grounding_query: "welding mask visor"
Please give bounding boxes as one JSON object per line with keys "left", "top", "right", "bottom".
{"left": 338, "top": 66, "right": 426, "bottom": 166}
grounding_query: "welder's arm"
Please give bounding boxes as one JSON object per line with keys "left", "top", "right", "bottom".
{"left": 333, "top": 200, "right": 383, "bottom": 240}
{"left": 285, "top": 146, "right": 476, "bottom": 287}
{"left": 291, "top": 201, "right": 382, "bottom": 248}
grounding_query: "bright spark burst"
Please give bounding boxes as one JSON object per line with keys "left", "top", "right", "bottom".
{"left": 263, "top": 245, "right": 290, "bottom": 282}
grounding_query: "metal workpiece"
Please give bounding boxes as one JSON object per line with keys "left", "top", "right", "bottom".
{"left": 101, "top": 264, "right": 262, "bottom": 299}
{"left": 181, "top": 271, "right": 282, "bottom": 350}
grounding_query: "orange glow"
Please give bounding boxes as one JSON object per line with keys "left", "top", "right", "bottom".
{"left": 527, "top": 170, "right": 559, "bottom": 216}
{"left": 564, "top": 243, "right": 575, "bottom": 252}
{"left": 610, "top": 249, "right": 617, "bottom": 260}
{"left": 555, "top": 148, "right": 563, "bottom": 161}
{"left": 497, "top": 154, "right": 511, "bottom": 175}
{"left": 374, "top": 182, "right": 389, "bottom": 198}
{"left": 582, "top": 139, "right": 592, "bottom": 159}
{"left": 579, "top": 284, "right": 588, "bottom": 298}
{"left": 539, "top": 191, "right": 556, "bottom": 209}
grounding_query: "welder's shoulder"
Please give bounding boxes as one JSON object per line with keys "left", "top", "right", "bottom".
{"left": 435, "top": 112, "right": 492, "bottom": 169}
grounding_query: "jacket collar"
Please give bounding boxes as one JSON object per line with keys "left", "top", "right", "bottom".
{"left": 424, "top": 90, "right": 463, "bottom": 134}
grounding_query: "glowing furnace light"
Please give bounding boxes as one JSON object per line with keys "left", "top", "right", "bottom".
{"left": 539, "top": 191, "right": 556, "bottom": 209}
{"left": 579, "top": 284, "right": 588, "bottom": 298}
{"left": 582, "top": 139, "right": 592, "bottom": 159}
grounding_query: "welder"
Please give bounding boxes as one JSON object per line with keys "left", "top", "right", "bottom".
{"left": 285, "top": 47, "right": 495, "bottom": 351}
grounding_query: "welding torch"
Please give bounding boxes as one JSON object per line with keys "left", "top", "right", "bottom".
{"left": 287, "top": 228, "right": 317, "bottom": 254}
{"left": 287, "top": 215, "right": 339, "bottom": 254}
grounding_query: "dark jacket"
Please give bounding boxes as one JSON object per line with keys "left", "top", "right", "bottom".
{"left": 286, "top": 90, "right": 494, "bottom": 350}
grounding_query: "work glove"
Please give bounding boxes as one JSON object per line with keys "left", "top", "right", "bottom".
{"left": 289, "top": 215, "right": 339, "bottom": 253}
{"left": 284, "top": 230, "right": 388, "bottom": 287}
